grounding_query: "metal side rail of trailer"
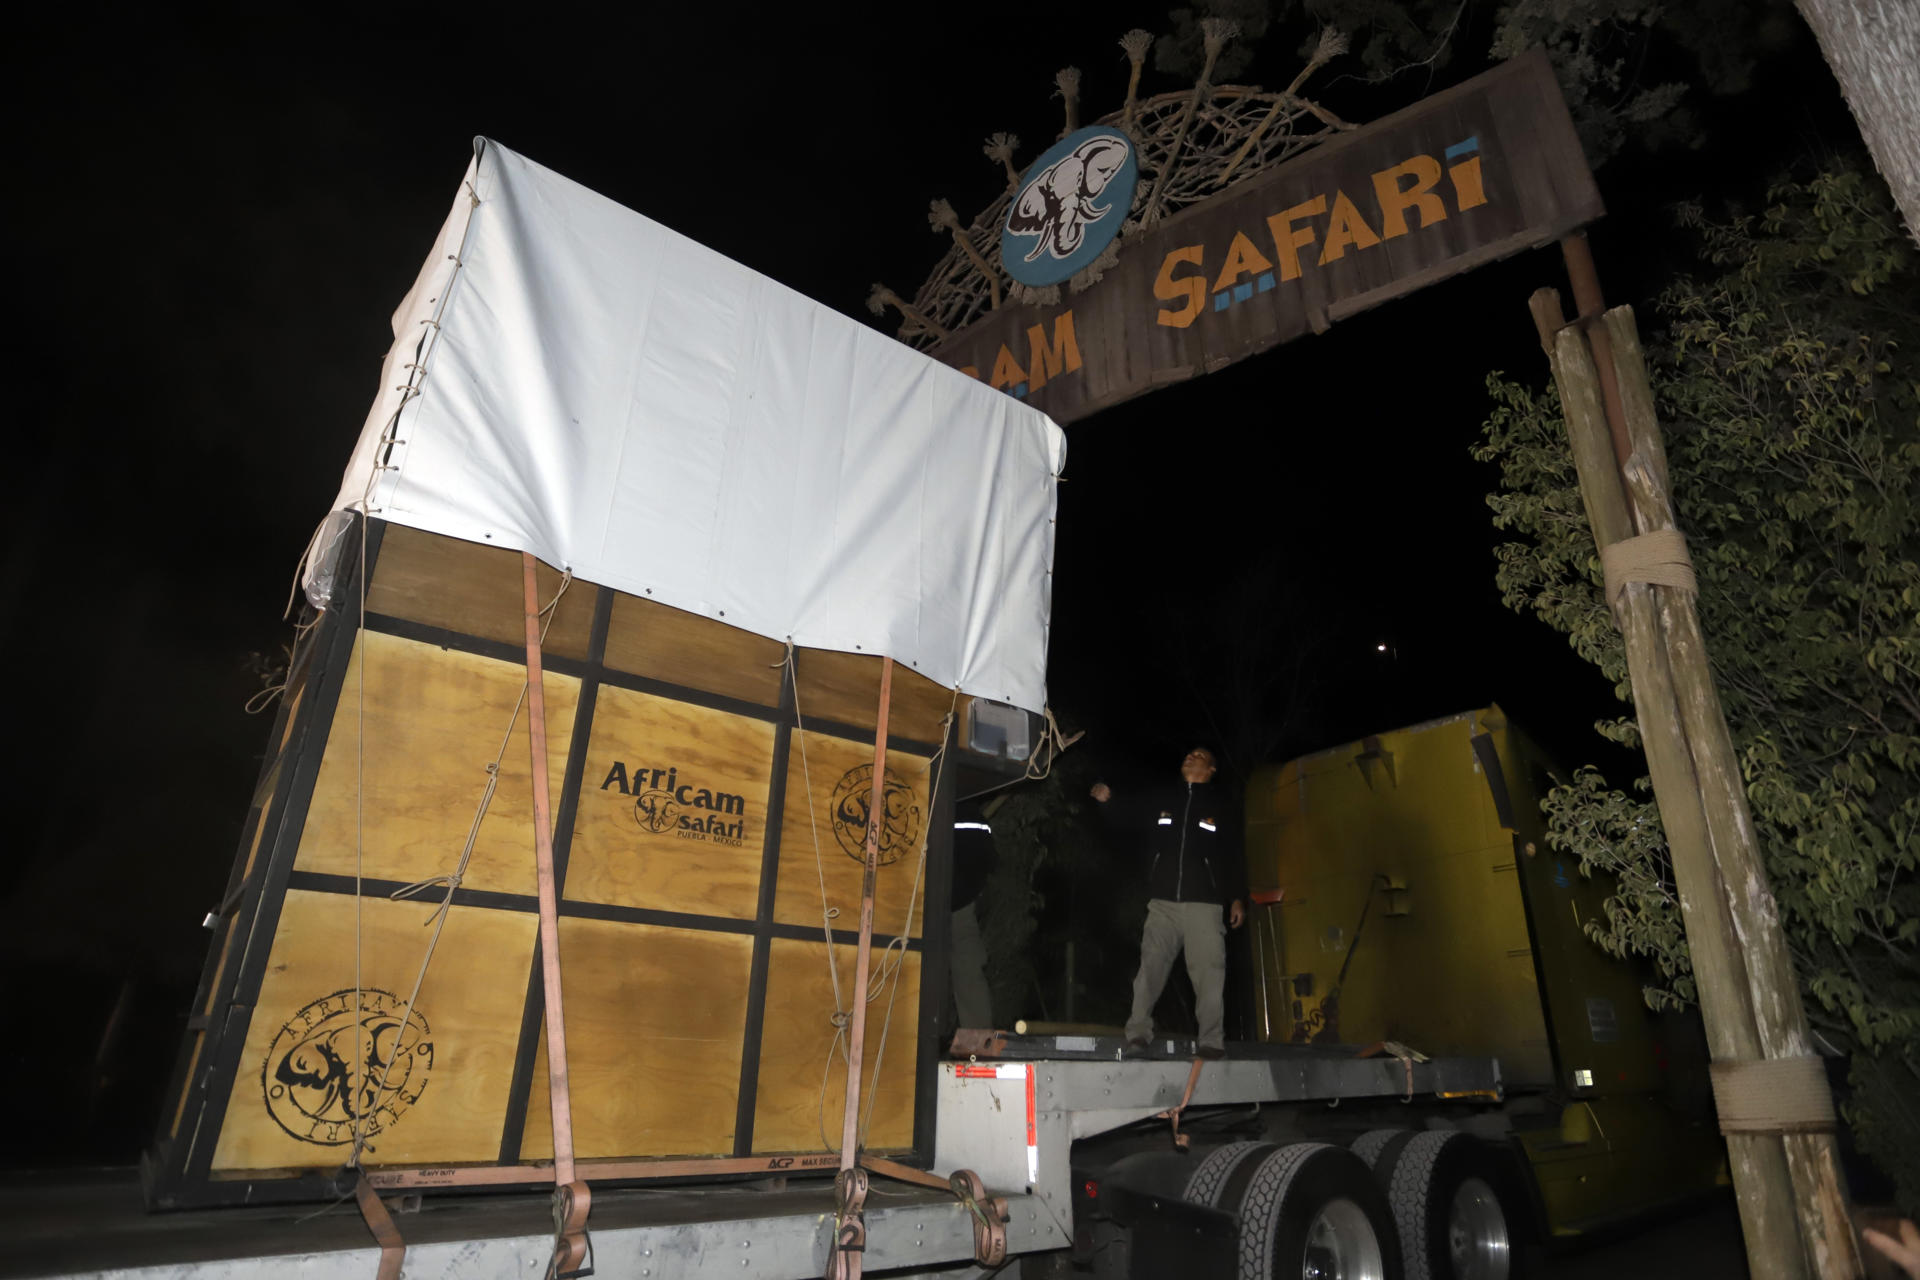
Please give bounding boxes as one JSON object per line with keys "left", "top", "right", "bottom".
{"left": 10, "top": 1043, "right": 1501, "bottom": 1280}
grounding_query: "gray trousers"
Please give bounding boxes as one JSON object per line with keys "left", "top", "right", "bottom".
{"left": 1127, "top": 898, "right": 1227, "bottom": 1050}
{"left": 950, "top": 902, "right": 994, "bottom": 1029}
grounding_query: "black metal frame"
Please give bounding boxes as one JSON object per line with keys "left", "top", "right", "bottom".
{"left": 149, "top": 514, "right": 385, "bottom": 1209}
{"left": 148, "top": 516, "right": 960, "bottom": 1208}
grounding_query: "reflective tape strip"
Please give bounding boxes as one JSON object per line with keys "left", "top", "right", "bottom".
{"left": 1157, "top": 817, "right": 1174, "bottom": 826}
{"left": 1025, "top": 1067, "right": 1038, "bottom": 1186}
{"left": 954, "top": 822, "right": 993, "bottom": 833}
{"left": 955, "top": 1063, "right": 1037, "bottom": 1183}
{"left": 1198, "top": 820, "right": 1217, "bottom": 832}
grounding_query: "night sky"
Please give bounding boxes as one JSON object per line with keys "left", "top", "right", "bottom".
{"left": 5, "top": 6, "right": 1858, "bottom": 1166}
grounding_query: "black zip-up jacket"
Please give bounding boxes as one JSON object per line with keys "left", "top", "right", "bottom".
{"left": 1100, "top": 779, "right": 1243, "bottom": 908}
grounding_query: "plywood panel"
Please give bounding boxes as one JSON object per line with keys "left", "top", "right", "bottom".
{"left": 210, "top": 890, "right": 535, "bottom": 1171}
{"left": 563, "top": 685, "right": 775, "bottom": 919}
{"left": 295, "top": 631, "right": 580, "bottom": 896}
{"left": 519, "top": 918, "right": 753, "bottom": 1160}
{"left": 603, "top": 593, "right": 785, "bottom": 706}
{"left": 751, "top": 939, "right": 920, "bottom": 1153}
{"left": 793, "top": 650, "right": 956, "bottom": 744}
{"left": 772, "top": 731, "right": 930, "bottom": 935}
{"left": 367, "top": 524, "right": 595, "bottom": 660}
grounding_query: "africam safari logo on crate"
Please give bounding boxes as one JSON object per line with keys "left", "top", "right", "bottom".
{"left": 830, "top": 764, "right": 923, "bottom": 866}
{"left": 598, "top": 761, "right": 751, "bottom": 846}
{"left": 261, "top": 987, "right": 433, "bottom": 1146}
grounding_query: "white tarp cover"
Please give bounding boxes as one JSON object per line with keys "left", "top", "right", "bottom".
{"left": 320, "top": 138, "right": 1064, "bottom": 713}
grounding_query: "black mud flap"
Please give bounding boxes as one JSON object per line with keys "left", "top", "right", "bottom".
{"left": 1075, "top": 1158, "right": 1237, "bottom": 1280}
{"left": 1112, "top": 1184, "right": 1237, "bottom": 1278}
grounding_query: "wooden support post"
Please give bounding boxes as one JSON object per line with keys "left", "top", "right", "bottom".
{"left": 1530, "top": 291, "right": 1809, "bottom": 1280}
{"left": 1559, "top": 233, "right": 1633, "bottom": 465}
{"left": 1603, "top": 311, "right": 1862, "bottom": 1280}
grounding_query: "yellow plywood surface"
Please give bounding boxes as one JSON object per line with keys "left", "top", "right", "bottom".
{"left": 771, "top": 731, "right": 930, "bottom": 936}
{"left": 519, "top": 918, "right": 753, "bottom": 1160}
{"left": 751, "top": 939, "right": 920, "bottom": 1153}
{"left": 210, "top": 890, "right": 535, "bottom": 1171}
{"left": 563, "top": 685, "right": 775, "bottom": 919}
{"left": 367, "top": 525, "right": 595, "bottom": 660}
{"left": 603, "top": 593, "right": 786, "bottom": 706}
{"left": 295, "top": 631, "right": 579, "bottom": 897}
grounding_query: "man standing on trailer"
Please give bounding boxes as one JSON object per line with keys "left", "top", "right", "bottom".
{"left": 1092, "top": 747, "right": 1244, "bottom": 1058}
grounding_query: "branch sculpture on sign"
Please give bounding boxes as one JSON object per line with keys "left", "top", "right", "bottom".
{"left": 869, "top": 24, "right": 1356, "bottom": 349}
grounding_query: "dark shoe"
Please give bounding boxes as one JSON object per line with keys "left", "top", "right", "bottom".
{"left": 1196, "top": 1044, "right": 1226, "bottom": 1061}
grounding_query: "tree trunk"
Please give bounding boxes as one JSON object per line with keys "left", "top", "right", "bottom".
{"left": 1795, "top": 0, "right": 1920, "bottom": 245}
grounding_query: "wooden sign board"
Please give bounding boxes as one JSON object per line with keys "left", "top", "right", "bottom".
{"left": 150, "top": 519, "right": 958, "bottom": 1207}
{"left": 933, "top": 49, "right": 1602, "bottom": 423}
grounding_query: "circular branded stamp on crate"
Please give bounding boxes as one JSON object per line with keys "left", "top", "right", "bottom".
{"left": 829, "top": 764, "right": 923, "bottom": 867}
{"left": 261, "top": 987, "right": 433, "bottom": 1146}
{"left": 633, "top": 786, "right": 682, "bottom": 834}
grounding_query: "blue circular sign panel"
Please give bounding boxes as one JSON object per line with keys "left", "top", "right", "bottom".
{"left": 1001, "top": 125, "right": 1139, "bottom": 288}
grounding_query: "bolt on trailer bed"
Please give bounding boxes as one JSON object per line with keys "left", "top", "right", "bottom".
{"left": 21, "top": 1038, "right": 1503, "bottom": 1279}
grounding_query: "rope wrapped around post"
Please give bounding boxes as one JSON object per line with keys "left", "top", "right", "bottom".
{"left": 1711, "top": 1058, "right": 1839, "bottom": 1135}
{"left": 1600, "top": 528, "right": 1696, "bottom": 608}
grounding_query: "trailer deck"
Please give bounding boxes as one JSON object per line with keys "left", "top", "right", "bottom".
{"left": 14, "top": 1041, "right": 1501, "bottom": 1279}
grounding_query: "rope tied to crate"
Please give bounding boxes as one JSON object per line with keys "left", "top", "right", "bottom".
{"left": 857, "top": 685, "right": 961, "bottom": 1144}
{"left": 342, "top": 568, "right": 572, "bottom": 1171}
{"left": 785, "top": 644, "right": 961, "bottom": 1150}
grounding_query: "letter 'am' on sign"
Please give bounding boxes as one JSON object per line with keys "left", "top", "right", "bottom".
{"left": 1026, "top": 313, "right": 1081, "bottom": 391}
{"left": 1154, "top": 245, "right": 1206, "bottom": 328}
{"left": 989, "top": 344, "right": 1028, "bottom": 391}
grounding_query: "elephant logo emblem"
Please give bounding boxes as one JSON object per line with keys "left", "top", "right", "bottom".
{"left": 829, "top": 764, "right": 922, "bottom": 867}
{"left": 1001, "top": 127, "right": 1140, "bottom": 287}
{"left": 633, "top": 788, "right": 681, "bottom": 834}
{"left": 261, "top": 988, "right": 432, "bottom": 1146}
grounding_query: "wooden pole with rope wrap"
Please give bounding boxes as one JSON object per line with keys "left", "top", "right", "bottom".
{"left": 1535, "top": 240, "right": 1862, "bottom": 1278}
{"left": 828, "top": 657, "right": 894, "bottom": 1280}
{"left": 521, "top": 551, "right": 592, "bottom": 1280}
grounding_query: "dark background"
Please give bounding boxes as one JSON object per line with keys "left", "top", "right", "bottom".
{"left": 3, "top": 5, "right": 1859, "bottom": 1167}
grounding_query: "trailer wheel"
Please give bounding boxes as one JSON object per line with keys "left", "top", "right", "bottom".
{"left": 1349, "top": 1129, "right": 1405, "bottom": 1171}
{"left": 1237, "top": 1143, "right": 1399, "bottom": 1280}
{"left": 1374, "top": 1131, "right": 1520, "bottom": 1280}
{"left": 1184, "top": 1140, "right": 1277, "bottom": 1210}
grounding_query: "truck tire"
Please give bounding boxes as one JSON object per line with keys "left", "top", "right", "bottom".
{"left": 1374, "top": 1130, "right": 1520, "bottom": 1280}
{"left": 1350, "top": 1129, "right": 1406, "bottom": 1171}
{"left": 1237, "top": 1143, "right": 1400, "bottom": 1280}
{"left": 1185, "top": 1141, "right": 1277, "bottom": 1210}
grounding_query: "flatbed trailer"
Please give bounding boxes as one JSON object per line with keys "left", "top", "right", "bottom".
{"left": 17, "top": 1039, "right": 1507, "bottom": 1279}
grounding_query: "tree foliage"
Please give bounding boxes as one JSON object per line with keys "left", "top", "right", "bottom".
{"left": 1474, "top": 163, "right": 1920, "bottom": 1208}
{"left": 1157, "top": 0, "right": 1797, "bottom": 166}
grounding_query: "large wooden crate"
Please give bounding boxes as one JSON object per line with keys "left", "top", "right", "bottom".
{"left": 149, "top": 518, "right": 962, "bottom": 1207}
